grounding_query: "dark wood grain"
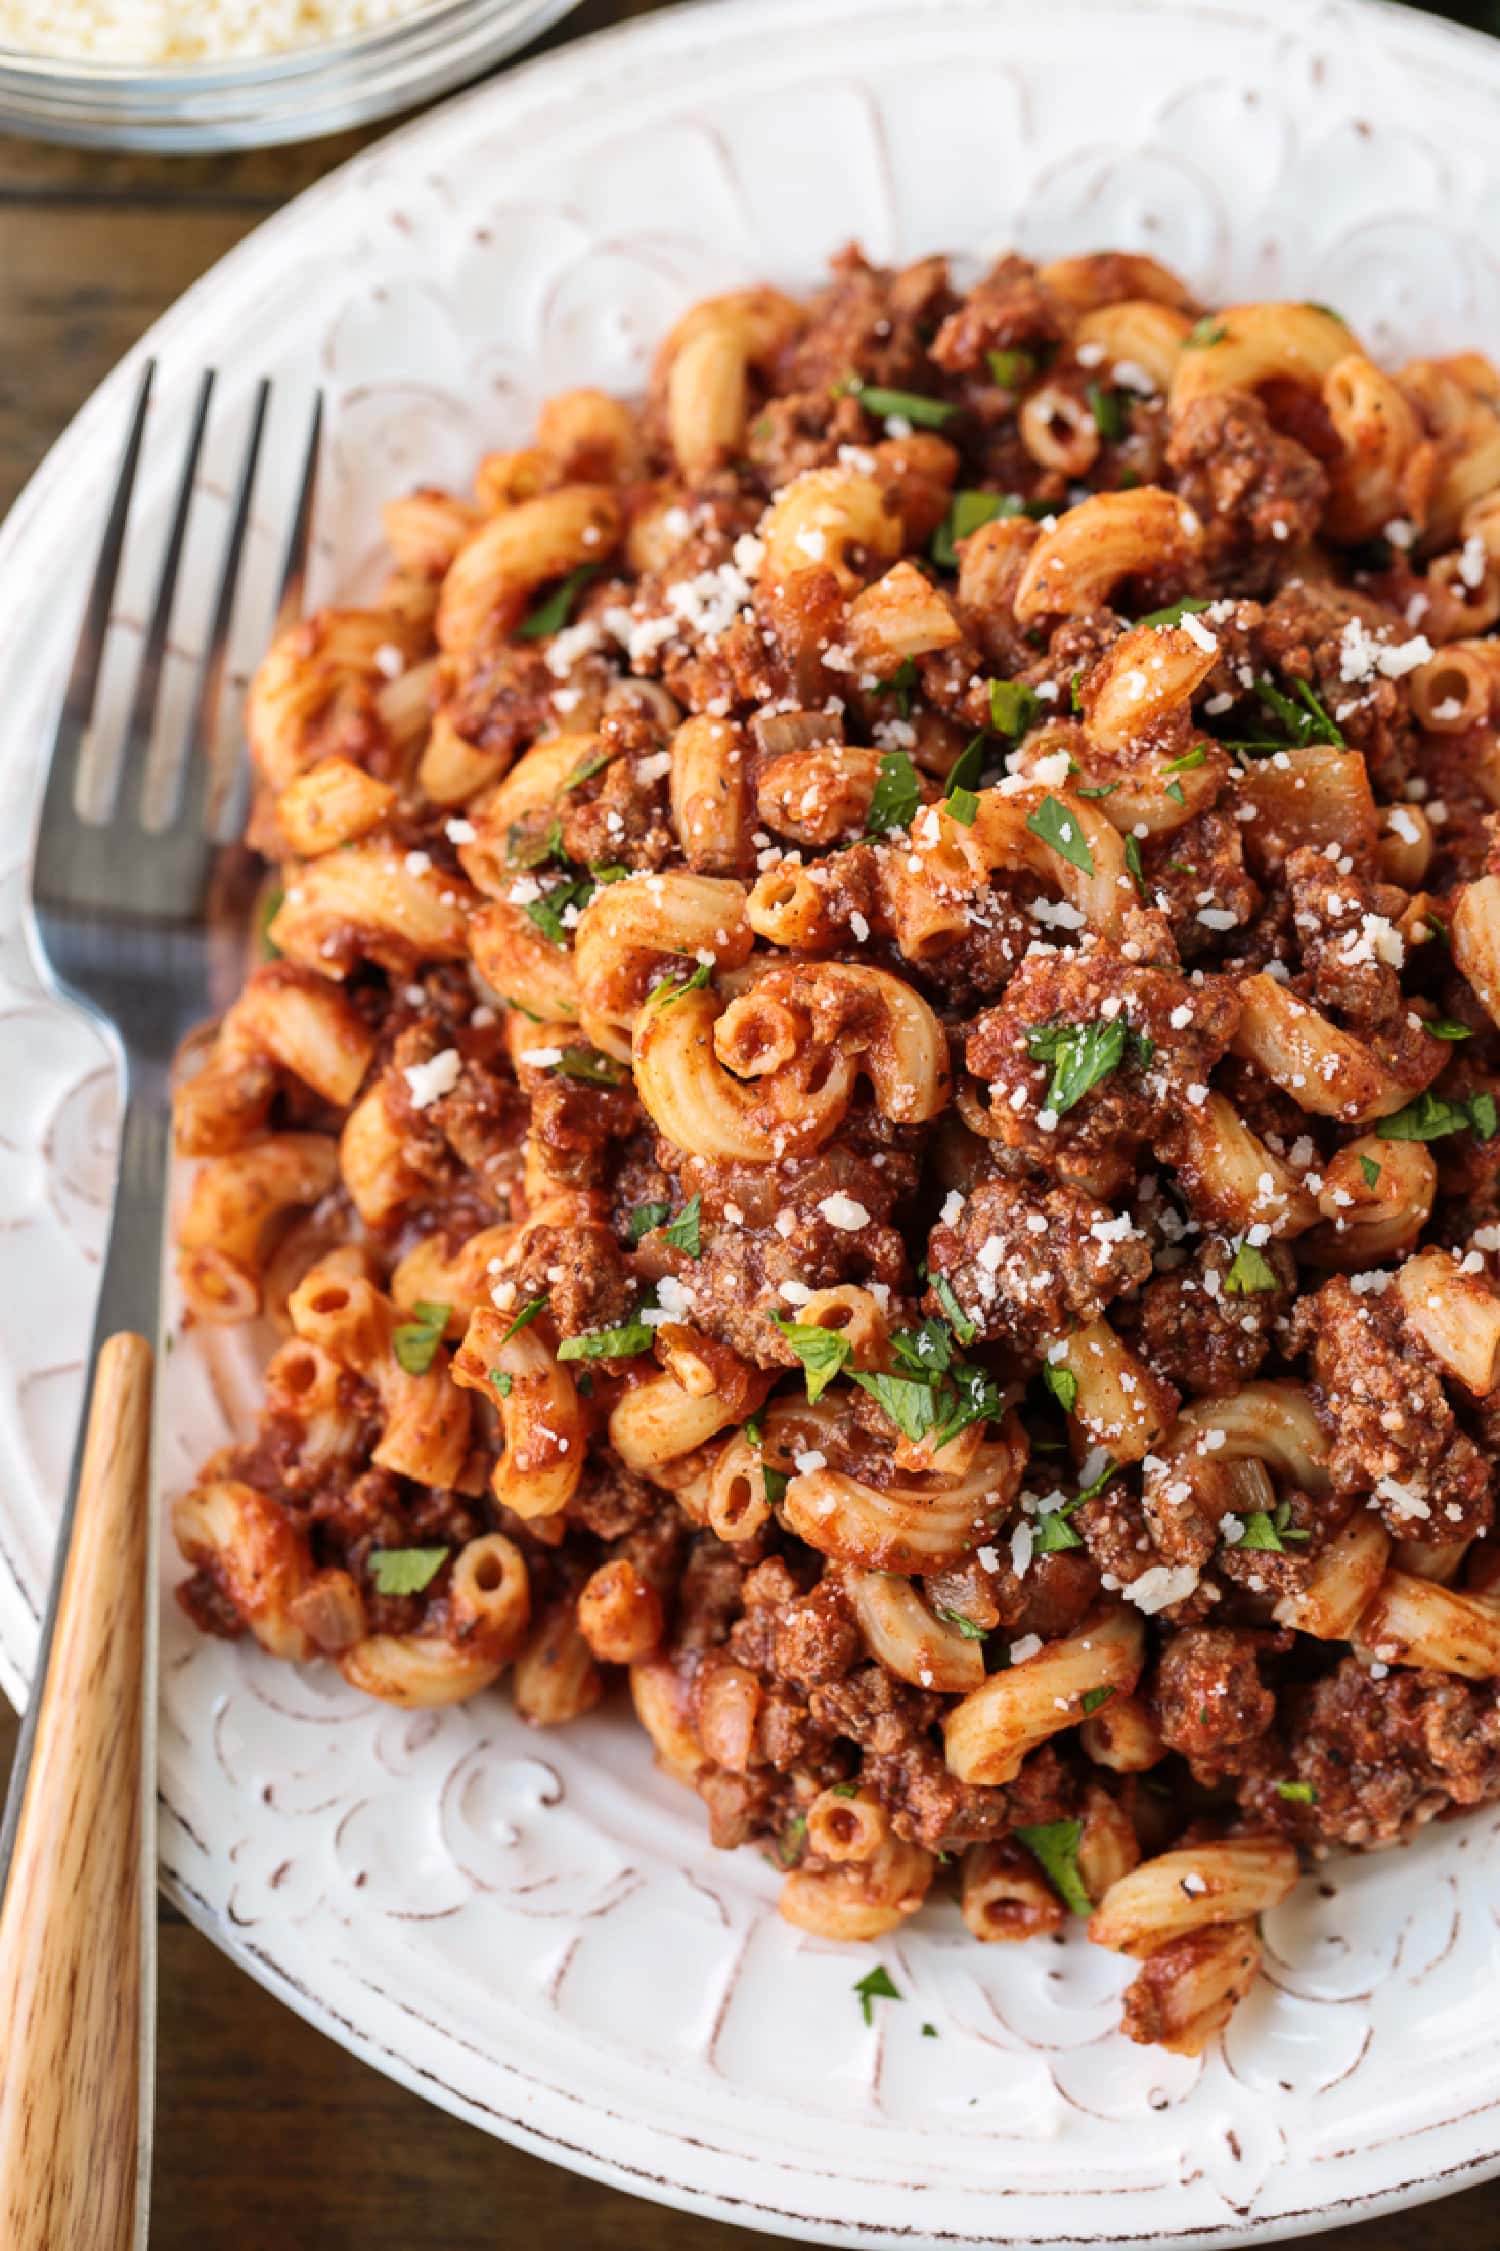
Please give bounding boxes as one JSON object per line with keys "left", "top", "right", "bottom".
{"left": 1, "top": 3, "right": 1499, "bottom": 2239}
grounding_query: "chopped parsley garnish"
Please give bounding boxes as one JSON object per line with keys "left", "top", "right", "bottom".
{"left": 877, "top": 657, "right": 919, "bottom": 716}
{"left": 855, "top": 1352, "right": 1004, "bottom": 1454}
{"left": 553, "top": 1047, "right": 627, "bottom": 1085}
{"left": 772, "top": 1317, "right": 853, "bottom": 1403}
{"left": 1215, "top": 674, "right": 1347, "bottom": 763}
{"left": 1075, "top": 1456, "right": 1120, "bottom": 1506}
{"left": 502, "top": 996, "right": 544, "bottom": 1022}
{"left": 259, "top": 881, "right": 283, "bottom": 959}
{"left": 1466, "top": 1091, "right": 1495, "bottom": 1142}
{"left": 391, "top": 1299, "right": 450, "bottom": 1376}
{"left": 1014, "top": 1818, "right": 1092, "bottom": 1915}
{"left": 1261, "top": 674, "right": 1344, "bottom": 747}
{"left": 946, "top": 734, "right": 988, "bottom": 796}
{"left": 1087, "top": 383, "right": 1127, "bottom": 442}
{"left": 921, "top": 2022, "right": 939, "bottom": 2039}
{"left": 777, "top": 1814, "right": 808, "bottom": 1867}
{"left": 1124, "top": 833, "right": 1148, "bottom": 900}
{"left": 1164, "top": 779, "right": 1186, "bottom": 806}
{"left": 1357, "top": 1155, "right": 1382, "bottom": 1190}
{"left": 560, "top": 747, "right": 613, "bottom": 794}
{"left": 931, "top": 490, "right": 1006, "bottom": 569}
{"left": 1034, "top": 1506, "right": 1085, "bottom": 1553}
{"left": 1232, "top": 1496, "right": 1309, "bottom": 1552}
{"left": 1211, "top": 670, "right": 1349, "bottom": 758}
{"left": 1076, "top": 781, "right": 1120, "bottom": 800}
{"left": 649, "top": 958, "right": 713, "bottom": 1008}
{"left": 1137, "top": 596, "right": 1213, "bottom": 630}
{"left": 557, "top": 1310, "right": 655, "bottom": 1361}
{"left": 1184, "top": 316, "right": 1227, "bottom": 349}
{"left": 1070, "top": 669, "right": 1084, "bottom": 715}
{"left": 497, "top": 1294, "right": 548, "bottom": 1345}
{"left": 891, "top": 1319, "right": 953, "bottom": 1378}
{"left": 948, "top": 787, "right": 980, "bottom": 827}
{"left": 1378, "top": 1089, "right": 1497, "bottom": 1144}
{"left": 1043, "top": 1362, "right": 1080, "bottom": 1416}
{"left": 930, "top": 488, "right": 1051, "bottom": 569}
{"left": 1276, "top": 1779, "right": 1318, "bottom": 1803}
{"left": 1025, "top": 1015, "right": 1154, "bottom": 1119}
{"left": 1026, "top": 793, "right": 1094, "bottom": 876}
{"left": 517, "top": 563, "right": 600, "bottom": 641}
{"left": 369, "top": 1547, "right": 448, "bottom": 1597}
{"left": 839, "top": 377, "right": 958, "bottom": 429}
{"left": 1305, "top": 303, "right": 1345, "bottom": 323}
{"left": 830, "top": 1781, "right": 859, "bottom": 1799}
{"left": 1031, "top": 1445, "right": 1116, "bottom": 1546}
{"left": 986, "top": 346, "right": 1037, "bottom": 391}
{"left": 989, "top": 677, "right": 1040, "bottom": 739}
{"left": 524, "top": 872, "right": 596, "bottom": 946}
{"left": 933, "top": 1275, "right": 978, "bottom": 1343}
{"left": 627, "top": 1201, "right": 670, "bottom": 1245}
{"left": 661, "top": 1193, "right": 703, "bottom": 1258}
{"left": 487, "top": 1366, "right": 513, "bottom": 1397}
{"left": 1223, "top": 1240, "right": 1280, "bottom": 1295}
{"left": 852, "top": 1311, "right": 1004, "bottom": 1452}
{"left": 507, "top": 815, "right": 564, "bottom": 871}
{"left": 853, "top": 1964, "right": 903, "bottom": 2024}
{"left": 866, "top": 750, "right": 922, "bottom": 835}
{"left": 1081, "top": 1685, "right": 1115, "bottom": 1718}
{"left": 931, "top": 1363, "right": 1008, "bottom": 1450}
{"left": 934, "top": 1606, "right": 988, "bottom": 1641}
{"left": 851, "top": 1370, "right": 939, "bottom": 1444}
{"left": 1424, "top": 1019, "right": 1473, "bottom": 1041}
{"left": 762, "top": 1464, "right": 790, "bottom": 1506}
{"left": 588, "top": 860, "right": 629, "bottom": 884}
{"left": 1423, "top": 912, "right": 1451, "bottom": 949}
{"left": 1161, "top": 745, "right": 1208, "bottom": 773}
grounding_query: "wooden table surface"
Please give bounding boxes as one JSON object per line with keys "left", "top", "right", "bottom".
{"left": 3, "top": 2, "right": 1500, "bottom": 2242}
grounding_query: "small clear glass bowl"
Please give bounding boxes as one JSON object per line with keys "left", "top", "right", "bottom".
{"left": 0, "top": 0, "right": 579, "bottom": 150}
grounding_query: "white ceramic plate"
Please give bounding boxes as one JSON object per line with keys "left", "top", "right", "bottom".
{"left": 4, "top": 1, "right": 1500, "bottom": 2241}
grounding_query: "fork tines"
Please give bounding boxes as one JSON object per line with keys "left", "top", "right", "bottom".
{"left": 38, "top": 363, "right": 323, "bottom": 859}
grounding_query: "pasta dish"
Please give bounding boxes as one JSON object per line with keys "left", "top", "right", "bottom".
{"left": 171, "top": 246, "right": 1500, "bottom": 2057}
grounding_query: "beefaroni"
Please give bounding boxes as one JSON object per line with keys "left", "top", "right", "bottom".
{"left": 176, "top": 241, "right": 1500, "bottom": 2059}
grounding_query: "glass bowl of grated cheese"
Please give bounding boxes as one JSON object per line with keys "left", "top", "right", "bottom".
{"left": 0, "top": 0, "right": 580, "bottom": 147}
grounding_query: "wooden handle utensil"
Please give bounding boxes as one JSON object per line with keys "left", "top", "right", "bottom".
{"left": 0, "top": 1333, "right": 154, "bottom": 2251}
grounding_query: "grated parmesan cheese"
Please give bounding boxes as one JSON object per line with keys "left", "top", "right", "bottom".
{"left": 818, "top": 1192, "right": 871, "bottom": 1231}
{"left": 402, "top": 1048, "right": 461, "bottom": 1111}
{"left": 1125, "top": 1563, "right": 1200, "bottom": 1615}
{"left": 0, "top": 0, "right": 440, "bottom": 61}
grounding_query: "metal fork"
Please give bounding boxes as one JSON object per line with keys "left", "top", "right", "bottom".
{"left": 0, "top": 364, "right": 321, "bottom": 2251}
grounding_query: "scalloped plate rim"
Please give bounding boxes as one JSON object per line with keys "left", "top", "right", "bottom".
{"left": 4, "top": 0, "right": 1500, "bottom": 2243}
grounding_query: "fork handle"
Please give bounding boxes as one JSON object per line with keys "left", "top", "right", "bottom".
{"left": 0, "top": 1332, "right": 154, "bottom": 2251}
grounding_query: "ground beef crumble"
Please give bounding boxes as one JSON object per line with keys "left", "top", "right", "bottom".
{"left": 1135, "top": 1235, "right": 1295, "bottom": 1396}
{"left": 925, "top": 1174, "right": 1153, "bottom": 1348}
{"left": 1165, "top": 391, "right": 1328, "bottom": 595}
{"left": 1244, "top": 1659, "right": 1500, "bottom": 1846}
{"left": 1290, "top": 1276, "right": 1494, "bottom": 1540}
{"left": 1153, "top": 1627, "right": 1285, "bottom": 1782}
{"left": 965, "top": 948, "right": 1241, "bottom": 1197}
